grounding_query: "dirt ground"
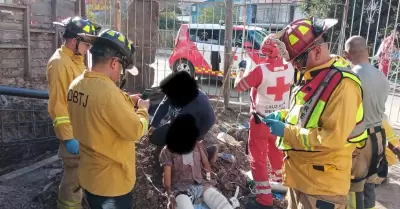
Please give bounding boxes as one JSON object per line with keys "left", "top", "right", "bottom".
{"left": 375, "top": 165, "right": 400, "bottom": 209}
{"left": 0, "top": 103, "right": 399, "bottom": 209}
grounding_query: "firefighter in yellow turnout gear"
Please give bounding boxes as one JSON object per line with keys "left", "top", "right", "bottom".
{"left": 263, "top": 17, "right": 367, "bottom": 209}
{"left": 67, "top": 29, "right": 149, "bottom": 209}
{"left": 47, "top": 17, "right": 100, "bottom": 209}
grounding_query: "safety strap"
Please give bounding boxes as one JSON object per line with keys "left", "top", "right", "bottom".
{"left": 368, "top": 127, "right": 387, "bottom": 176}
{"left": 252, "top": 112, "right": 263, "bottom": 124}
{"left": 351, "top": 126, "right": 387, "bottom": 183}
{"left": 249, "top": 90, "right": 265, "bottom": 125}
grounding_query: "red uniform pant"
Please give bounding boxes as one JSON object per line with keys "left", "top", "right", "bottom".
{"left": 248, "top": 115, "right": 284, "bottom": 206}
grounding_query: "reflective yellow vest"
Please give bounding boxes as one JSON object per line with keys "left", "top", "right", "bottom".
{"left": 277, "top": 61, "right": 368, "bottom": 151}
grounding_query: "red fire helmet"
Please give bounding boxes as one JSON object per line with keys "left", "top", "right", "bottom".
{"left": 276, "top": 17, "right": 338, "bottom": 62}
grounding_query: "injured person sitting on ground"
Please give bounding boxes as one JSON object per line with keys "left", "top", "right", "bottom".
{"left": 159, "top": 113, "right": 234, "bottom": 209}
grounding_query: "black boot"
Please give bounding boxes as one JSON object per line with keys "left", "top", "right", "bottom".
{"left": 245, "top": 199, "right": 274, "bottom": 209}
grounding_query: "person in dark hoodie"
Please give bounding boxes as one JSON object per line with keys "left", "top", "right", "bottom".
{"left": 149, "top": 71, "right": 217, "bottom": 160}
{"left": 150, "top": 71, "right": 215, "bottom": 138}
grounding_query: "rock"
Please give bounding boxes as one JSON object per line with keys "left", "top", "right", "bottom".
{"left": 0, "top": 95, "right": 9, "bottom": 107}
{"left": 146, "top": 190, "right": 155, "bottom": 200}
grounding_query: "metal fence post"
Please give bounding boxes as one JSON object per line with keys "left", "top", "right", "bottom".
{"left": 223, "top": 0, "right": 233, "bottom": 109}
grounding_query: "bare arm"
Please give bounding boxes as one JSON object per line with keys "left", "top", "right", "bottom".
{"left": 163, "top": 165, "right": 173, "bottom": 195}
{"left": 163, "top": 165, "right": 175, "bottom": 209}
{"left": 198, "top": 143, "right": 212, "bottom": 178}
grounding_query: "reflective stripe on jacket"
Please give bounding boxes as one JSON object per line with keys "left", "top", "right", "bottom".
{"left": 278, "top": 61, "right": 367, "bottom": 151}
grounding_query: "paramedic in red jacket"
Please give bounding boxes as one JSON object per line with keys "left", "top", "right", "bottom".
{"left": 234, "top": 34, "right": 295, "bottom": 209}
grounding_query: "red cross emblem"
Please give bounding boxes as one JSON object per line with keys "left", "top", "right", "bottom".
{"left": 267, "top": 77, "right": 291, "bottom": 101}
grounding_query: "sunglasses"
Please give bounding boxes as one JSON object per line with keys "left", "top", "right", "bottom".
{"left": 293, "top": 47, "right": 313, "bottom": 64}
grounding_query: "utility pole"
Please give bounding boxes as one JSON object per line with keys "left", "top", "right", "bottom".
{"left": 75, "top": 0, "right": 81, "bottom": 16}
{"left": 223, "top": 0, "right": 233, "bottom": 109}
{"left": 110, "top": 0, "right": 115, "bottom": 29}
{"left": 337, "top": 0, "right": 349, "bottom": 55}
{"left": 127, "top": 0, "right": 159, "bottom": 93}
{"left": 81, "top": 0, "right": 86, "bottom": 18}
{"left": 289, "top": 4, "right": 295, "bottom": 23}
{"left": 115, "top": 0, "right": 121, "bottom": 31}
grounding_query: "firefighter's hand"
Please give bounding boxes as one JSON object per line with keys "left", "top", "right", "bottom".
{"left": 264, "top": 111, "right": 281, "bottom": 121}
{"left": 264, "top": 119, "right": 285, "bottom": 137}
{"left": 129, "top": 94, "right": 141, "bottom": 105}
{"left": 65, "top": 139, "right": 79, "bottom": 155}
{"left": 137, "top": 99, "right": 150, "bottom": 110}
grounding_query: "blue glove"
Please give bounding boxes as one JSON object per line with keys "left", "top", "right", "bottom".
{"left": 263, "top": 119, "right": 285, "bottom": 137}
{"left": 65, "top": 139, "right": 79, "bottom": 155}
{"left": 264, "top": 111, "right": 281, "bottom": 121}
